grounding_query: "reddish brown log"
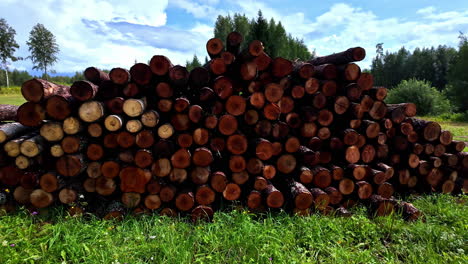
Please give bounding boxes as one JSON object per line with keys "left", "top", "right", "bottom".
{"left": 253, "top": 176, "right": 268, "bottom": 191}
{"left": 206, "top": 38, "right": 224, "bottom": 58}
{"left": 229, "top": 155, "right": 246, "bottom": 173}
{"left": 95, "top": 177, "right": 116, "bottom": 196}
{"left": 218, "top": 114, "right": 238, "bottom": 136}
{"left": 105, "top": 97, "right": 125, "bottom": 115}
{"left": 30, "top": 189, "right": 54, "bottom": 208}
{"left": 191, "top": 205, "right": 214, "bottom": 222}
{"left": 356, "top": 181, "right": 373, "bottom": 199}
{"left": 119, "top": 166, "right": 151, "bottom": 193}
{"left": 247, "top": 190, "right": 263, "bottom": 210}
{"left": 377, "top": 182, "right": 394, "bottom": 199}
{"left": 320, "top": 80, "right": 337, "bottom": 96}
{"left": 271, "top": 57, "right": 293, "bottom": 78}
{"left": 0, "top": 104, "right": 19, "bottom": 121}
{"left": 171, "top": 148, "right": 191, "bottom": 169}
{"left": 262, "top": 165, "right": 276, "bottom": 180}
{"left": 109, "top": 68, "right": 130, "bottom": 85}
{"left": 160, "top": 185, "right": 177, "bottom": 202}
{"left": 17, "top": 102, "right": 46, "bottom": 127}
{"left": 226, "top": 95, "right": 246, "bottom": 116}
{"left": 71, "top": 80, "right": 99, "bottom": 101}
{"left": 56, "top": 154, "right": 85, "bottom": 177}
{"left": 223, "top": 183, "right": 241, "bottom": 201}
{"left": 345, "top": 146, "right": 360, "bottom": 164}
{"left": 84, "top": 67, "right": 110, "bottom": 85}
{"left": 0, "top": 165, "right": 23, "bottom": 186}
{"left": 144, "top": 194, "right": 162, "bottom": 210}
{"left": 135, "top": 149, "right": 153, "bottom": 168}
{"left": 130, "top": 63, "right": 152, "bottom": 86}
{"left": 195, "top": 185, "right": 216, "bottom": 205}
{"left": 310, "top": 188, "right": 330, "bottom": 210}
{"left": 209, "top": 58, "right": 226, "bottom": 75}
{"left": 210, "top": 171, "right": 228, "bottom": 193}
{"left": 21, "top": 79, "right": 70, "bottom": 103}
{"left": 325, "top": 187, "right": 343, "bottom": 205}
{"left": 339, "top": 178, "right": 355, "bottom": 195}
{"left": 310, "top": 47, "right": 366, "bottom": 66}
{"left": 312, "top": 166, "right": 332, "bottom": 189}
{"left": 369, "top": 101, "right": 387, "bottom": 120}
{"left": 264, "top": 184, "right": 284, "bottom": 208}
{"left": 357, "top": 72, "right": 373, "bottom": 91}
{"left": 370, "top": 195, "right": 394, "bottom": 217}
{"left": 369, "top": 87, "right": 387, "bottom": 101}
{"left": 314, "top": 64, "right": 337, "bottom": 80}
{"left": 175, "top": 190, "right": 195, "bottom": 211}
{"left": 291, "top": 181, "right": 313, "bottom": 210}
{"left": 226, "top": 31, "right": 243, "bottom": 54}
{"left": 150, "top": 55, "right": 173, "bottom": 76}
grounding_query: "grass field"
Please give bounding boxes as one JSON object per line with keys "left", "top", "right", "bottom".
{"left": 0, "top": 94, "right": 25, "bottom": 106}
{"left": 0, "top": 194, "right": 466, "bottom": 264}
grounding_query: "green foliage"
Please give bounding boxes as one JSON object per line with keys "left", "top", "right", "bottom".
{"left": 26, "top": 23, "right": 59, "bottom": 78}
{"left": 0, "top": 194, "right": 466, "bottom": 263}
{"left": 186, "top": 54, "right": 202, "bottom": 72}
{"left": 46, "top": 71, "right": 84, "bottom": 85}
{"left": 0, "top": 18, "right": 21, "bottom": 88}
{"left": 213, "top": 10, "right": 313, "bottom": 60}
{"left": 0, "top": 93, "right": 25, "bottom": 104}
{"left": 446, "top": 34, "right": 468, "bottom": 112}
{"left": 436, "top": 111, "right": 468, "bottom": 122}
{"left": 249, "top": 10, "right": 269, "bottom": 49}
{"left": 0, "top": 86, "right": 21, "bottom": 95}
{"left": 0, "top": 69, "right": 32, "bottom": 87}
{"left": 0, "top": 18, "right": 20, "bottom": 65}
{"left": 371, "top": 44, "right": 457, "bottom": 91}
{"left": 232, "top": 14, "right": 250, "bottom": 49}
{"left": 386, "top": 79, "right": 452, "bottom": 115}
{"left": 213, "top": 15, "right": 233, "bottom": 46}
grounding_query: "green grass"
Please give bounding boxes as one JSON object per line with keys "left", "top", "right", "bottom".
{"left": 0, "top": 194, "right": 467, "bottom": 264}
{"left": 0, "top": 94, "right": 25, "bottom": 106}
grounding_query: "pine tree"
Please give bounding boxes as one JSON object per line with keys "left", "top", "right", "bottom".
{"left": 186, "top": 54, "right": 202, "bottom": 72}
{"left": 446, "top": 33, "right": 468, "bottom": 111}
{"left": 233, "top": 14, "right": 250, "bottom": 49}
{"left": 249, "top": 10, "right": 269, "bottom": 51}
{"left": 214, "top": 15, "right": 233, "bottom": 45}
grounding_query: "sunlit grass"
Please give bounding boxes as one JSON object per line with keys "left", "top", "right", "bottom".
{"left": 0, "top": 194, "right": 466, "bottom": 263}
{"left": 0, "top": 93, "right": 25, "bottom": 106}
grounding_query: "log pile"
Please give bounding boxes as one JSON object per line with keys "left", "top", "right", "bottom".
{"left": 0, "top": 32, "right": 467, "bottom": 221}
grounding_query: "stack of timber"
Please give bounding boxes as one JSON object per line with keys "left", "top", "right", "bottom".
{"left": 0, "top": 32, "right": 466, "bottom": 221}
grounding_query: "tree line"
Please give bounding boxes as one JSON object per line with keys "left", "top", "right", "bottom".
{"left": 0, "top": 69, "right": 83, "bottom": 88}
{"left": 186, "top": 10, "right": 314, "bottom": 71}
{"left": 371, "top": 34, "right": 468, "bottom": 113}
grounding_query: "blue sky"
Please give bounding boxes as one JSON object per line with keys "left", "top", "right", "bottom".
{"left": 1, "top": 0, "right": 467, "bottom": 75}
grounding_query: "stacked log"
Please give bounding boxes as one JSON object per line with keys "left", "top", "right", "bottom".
{"left": 0, "top": 32, "right": 466, "bottom": 221}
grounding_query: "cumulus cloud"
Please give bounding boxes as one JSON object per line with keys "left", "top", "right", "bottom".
{"left": 169, "top": 0, "right": 222, "bottom": 19}
{"left": 0, "top": 0, "right": 209, "bottom": 73}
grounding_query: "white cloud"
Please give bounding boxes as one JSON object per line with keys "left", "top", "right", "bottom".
{"left": 169, "top": 0, "right": 221, "bottom": 19}
{"left": 0, "top": 0, "right": 203, "bottom": 73}
{"left": 417, "top": 6, "right": 436, "bottom": 15}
